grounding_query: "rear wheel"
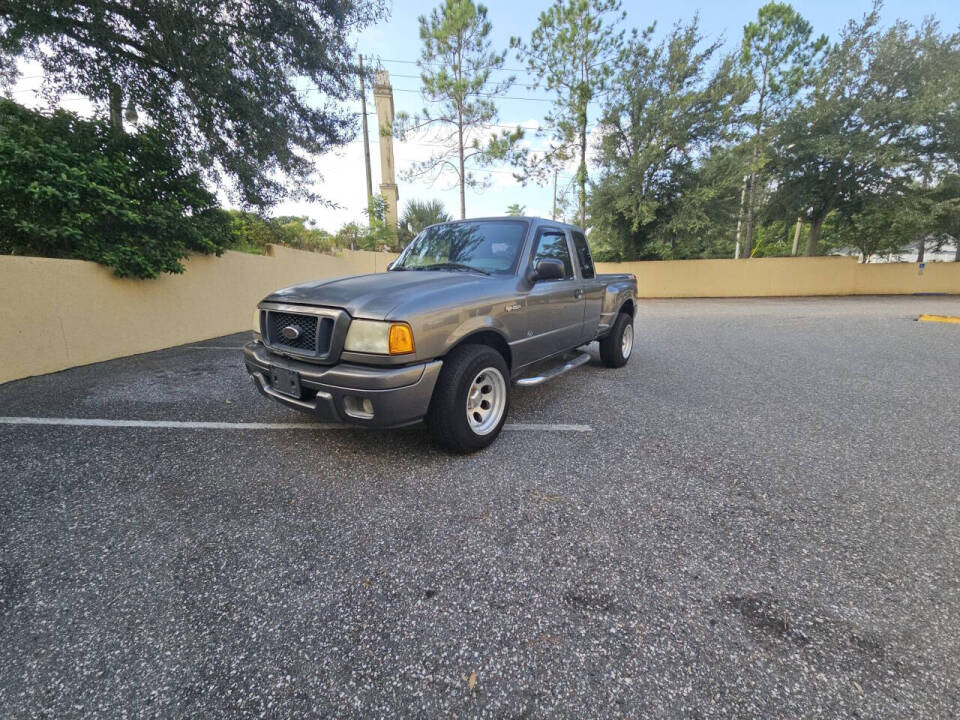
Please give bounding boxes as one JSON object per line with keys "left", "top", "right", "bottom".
{"left": 426, "top": 344, "right": 510, "bottom": 452}
{"left": 599, "top": 311, "right": 633, "bottom": 368}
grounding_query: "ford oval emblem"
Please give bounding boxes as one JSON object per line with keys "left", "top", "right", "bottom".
{"left": 281, "top": 325, "right": 300, "bottom": 341}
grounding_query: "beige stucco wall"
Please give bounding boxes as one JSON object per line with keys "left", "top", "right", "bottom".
{"left": 0, "top": 249, "right": 957, "bottom": 384}
{"left": 596, "top": 256, "right": 960, "bottom": 298}
{"left": 0, "top": 246, "right": 397, "bottom": 384}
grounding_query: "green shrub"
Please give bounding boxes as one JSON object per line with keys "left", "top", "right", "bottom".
{"left": 0, "top": 99, "right": 234, "bottom": 278}
{"left": 228, "top": 211, "right": 336, "bottom": 254}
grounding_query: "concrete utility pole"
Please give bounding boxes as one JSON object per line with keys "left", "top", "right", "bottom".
{"left": 359, "top": 55, "right": 373, "bottom": 215}
{"left": 372, "top": 70, "right": 399, "bottom": 244}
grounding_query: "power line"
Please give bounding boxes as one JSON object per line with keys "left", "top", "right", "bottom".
{"left": 382, "top": 86, "right": 557, "bottom": 103}
{"left": 387, "top": 71, "right": 543, "bottom": 92}
{"left": 378, "top": 57, "right": 530, "bottom": 74}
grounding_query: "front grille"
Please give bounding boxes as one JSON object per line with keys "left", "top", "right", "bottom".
{"left": 260, "top": 304, "right": 346, "bottom": 363}
{"left": 266, "top": 311, "right": 336, "bottom": 356}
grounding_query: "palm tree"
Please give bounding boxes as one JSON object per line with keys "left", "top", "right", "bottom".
{"left": 399, "top": 199, "right": 452, "bottom": 244}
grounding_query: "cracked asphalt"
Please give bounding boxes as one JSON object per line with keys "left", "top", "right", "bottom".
{"left": 1, "top": 296, "right": 959, "bottom": 718}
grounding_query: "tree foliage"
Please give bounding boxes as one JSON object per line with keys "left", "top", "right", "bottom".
{"left": 512, "top": 0, "right": 626, "bottom": 227}
{"left": 396, "top": 0, "right": 522, "bottom": 219}
{"left": 585, "top": 3, "right": 960, "bottom": 261}
{"left": 768, "top": 8, "right": 960, "bottom": 255}
{"left": 589, "top": 19, "right": 746, "bottom": 260}
{"left": 0, "top": 99, "right": 233, "bottom": 277}
{"left": 0, "top": 0, "right": 385, "bottom": 208}
{"left": 739, "top": 2, "right": 826, "bottom": 256}
{"left": 399, "top": 198, "right": 452, "bottom": 244}
{"left": 229, "top": 212, "right": 335, "bottom": 255}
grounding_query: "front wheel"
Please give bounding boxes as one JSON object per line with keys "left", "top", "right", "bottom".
{"left": 426, "top": 344, "right": 510, "bottom": 453}
{"left": 599, "top": 312, "right": 634, "bottom": 368}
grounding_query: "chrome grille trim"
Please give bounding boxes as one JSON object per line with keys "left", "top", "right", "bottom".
{"left": 257, "top": 302, "right": 350, "bottom": 364}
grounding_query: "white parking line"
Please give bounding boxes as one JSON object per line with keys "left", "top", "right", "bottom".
{"left": 0, "top": 417, "right": 591, "bottom": 432}
{"left": 183, "top": 346, "right": 245, "bottom": 350}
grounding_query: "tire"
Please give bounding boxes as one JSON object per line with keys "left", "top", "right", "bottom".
{"left": 426, "top": 344, "right": 511, "bottom": 453}
{"left": 599, "top": 312, "right": 634, "bottom": 368}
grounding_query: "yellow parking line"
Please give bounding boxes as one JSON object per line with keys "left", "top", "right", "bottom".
{"left": 918, "top": 314, "right": 960, "bottom": 325}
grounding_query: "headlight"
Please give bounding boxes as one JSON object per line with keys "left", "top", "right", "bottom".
{"left": 344, "top": 320, "right": 415, "bottom": 355}
{"left": 251, "top": 307, "right": 262, "bottom": 339}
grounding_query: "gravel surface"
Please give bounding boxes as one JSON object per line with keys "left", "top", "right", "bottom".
{"left": 1, "top": 296, "right": 958, "bottom": 718}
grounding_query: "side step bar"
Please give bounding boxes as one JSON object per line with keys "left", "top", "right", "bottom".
{"left": 514, "top": 351, "right": 592, "bottom": 387}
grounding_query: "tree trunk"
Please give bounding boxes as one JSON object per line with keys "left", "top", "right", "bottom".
{"left": 805, "top": 215, "right": 823, "bottom": 256}
{"left": 458, "top": 117, "right": 466, "bottom": 220}
{"left": 578, "top": 60, "right": 588, "bottom": 229}
{"left": 742, "top": 69, "right": 767, "bottom": 259}
{"left": 955, "top": 242, "right": 959, "bottom": 261}
{"left": 743, "top": 169, "right": 757, "bottom": 258}
{"left": 578, "top": 122, "right": 587, "bottom": 228}
{"left": 916, "top": 236, "right": 925, "bottom": 264}
{"left": 108, "top": 82, "right": 123, "bottom": 134}
{"left": 456, "top": 41, "right": 466, "bottom": 220}
{"left": 552, "top": 168, "right": 558, "bottom": 221}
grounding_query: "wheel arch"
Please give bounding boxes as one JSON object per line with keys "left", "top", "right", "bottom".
{"left": 445, "top": 328, "right": 512, "bottom": 370}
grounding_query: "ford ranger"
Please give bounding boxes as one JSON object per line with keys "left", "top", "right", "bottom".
{"left": 243, "top": 217, "right": 637, "bottom": 451}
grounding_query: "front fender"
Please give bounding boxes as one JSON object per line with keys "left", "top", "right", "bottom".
{"left": 444, "top": 314, "right": 512, "bottom": 349}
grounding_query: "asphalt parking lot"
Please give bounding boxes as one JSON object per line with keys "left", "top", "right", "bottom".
{"left": 1, "top": 296, "right": 959, "bottom": 718}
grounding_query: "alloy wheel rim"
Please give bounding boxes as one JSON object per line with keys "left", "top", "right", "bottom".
{"left": 622, "top": 323, "right": 634, "bottom": 359}
{"left": 466, "top": 367, "right": 507, "bottom": 435}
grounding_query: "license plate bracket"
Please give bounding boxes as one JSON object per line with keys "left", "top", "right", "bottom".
{"left": 270, "top": 366, "right": 302, "bottom": 398}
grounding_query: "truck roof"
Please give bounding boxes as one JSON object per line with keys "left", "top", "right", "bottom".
{"left": 431, "top": 216, "right": 586, "bottom": 234}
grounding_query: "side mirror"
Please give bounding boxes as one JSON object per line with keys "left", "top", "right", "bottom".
{"left": 530, "top": 258, "right": 564, "bottom": 282}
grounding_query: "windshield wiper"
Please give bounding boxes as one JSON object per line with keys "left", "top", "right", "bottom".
{"left": 411, "top": 262, "right": 490, "bottom": 275}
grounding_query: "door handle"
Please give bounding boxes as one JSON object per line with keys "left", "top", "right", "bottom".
{"left": 574, "top": 289, "right": 584, "bottom": 299}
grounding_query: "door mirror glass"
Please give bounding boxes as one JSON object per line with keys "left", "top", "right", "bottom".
{"left": 533, "top": 258, "right": 564, "bottom": 281}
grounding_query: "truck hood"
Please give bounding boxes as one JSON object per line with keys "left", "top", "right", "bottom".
{"left": 263, "top": 271, "right": 491, "bottom": 320}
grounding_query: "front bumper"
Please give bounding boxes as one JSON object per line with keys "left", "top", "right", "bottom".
{"left": 243, "top": 341, "right": 442, "bottom": 427}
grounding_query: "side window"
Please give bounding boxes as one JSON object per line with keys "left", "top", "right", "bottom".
{"left": 531, "top": 231, "right": 573, "bottom": 280}
{"left": 571, "top": 231, "right": 595, "bottom": 279}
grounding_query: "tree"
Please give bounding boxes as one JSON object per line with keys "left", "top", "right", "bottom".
{"left": 399, "top": 199, "right": 452, "bottom": 244}
{"left": 335, "top": 222, "right": 366, "bottom": 251}
{"left": 0, "top": 0, "right": 386, "bottom": 208}
{"left": 738, "top": 2, "right": 826, "bottom": 257}
{"left": 364, "top": 194, "right": 400, "bottom": 251}
{"left": 589, "top": 19, "right": 746, "bottom": 260}
{"left": 505, "top": 203, "right": 526, "bottom": 216}
{"left": 0, "top": 99, "right": 233, "bottom": 278}
{"left": 768, "top": 9, "right": 960, "bottom": 255}
{"left": 396, "top": 0, "right": 522, "bottom": 219}
{"left": 513, "top": 0, "right": 626, "bottom": 227}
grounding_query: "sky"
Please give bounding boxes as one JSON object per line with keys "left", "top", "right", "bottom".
{"left": 8, "top": 0, "right": 960, "bottom": 231}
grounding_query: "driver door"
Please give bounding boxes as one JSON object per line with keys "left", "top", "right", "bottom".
{"left": 523, "top": 228, "right": 584, "bottom": 360}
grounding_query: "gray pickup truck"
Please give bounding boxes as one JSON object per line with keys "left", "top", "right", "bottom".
{"left": 244, "top": 217, "right": 637, "bottom": 451}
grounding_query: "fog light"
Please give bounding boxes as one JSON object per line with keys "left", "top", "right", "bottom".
{"left": 344, "top": 396, "right": 374, "bottom": 420}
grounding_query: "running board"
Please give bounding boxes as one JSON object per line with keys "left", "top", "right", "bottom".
{"left": 514, "top": 351, "right": 592, "bottom": 387}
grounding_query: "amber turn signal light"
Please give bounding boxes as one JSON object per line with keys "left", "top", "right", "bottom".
{"left": 388, "top": 323, "right": 415, "bottom": 354}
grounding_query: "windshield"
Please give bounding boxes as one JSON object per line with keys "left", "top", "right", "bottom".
{"left": 391, "top": 221, "right": 527, "bottom": 275}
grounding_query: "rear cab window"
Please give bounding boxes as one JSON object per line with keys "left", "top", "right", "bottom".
{"left": 571, "top": 231, "right": 595, "bottom": 279}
